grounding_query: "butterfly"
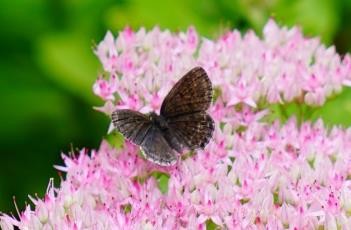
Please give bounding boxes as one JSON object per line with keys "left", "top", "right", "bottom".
{"left": 112, "top": 66, "right": 214, "bottom": 166}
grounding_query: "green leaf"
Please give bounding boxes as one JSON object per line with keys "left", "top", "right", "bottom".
{"left": 240, "top": 198, "right": 250, "bottom": 205}
{"left": 105, "top": 131, "right": 124, "bottom": 149}
{"left": 311, "top": 88, "right": 351, "bottom": 127}
{"left": 151, "top": 171, "right": 170, "bottom": 194}
{"left": 206, "top": 219, "right": 221, "bottom": 230}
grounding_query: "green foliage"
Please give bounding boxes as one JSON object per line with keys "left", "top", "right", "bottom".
{"left": 36, "top": 33, "right": 99, "bottom": 103}
{"left": 1, "top": 0, "right": 351, "bottom": 214}
{"left": 312, "top": 88, "right": 351, "bottom": 127}
{"left": 206, "top": 219, "right": 221, "bottom": 230}
{"left": 151, "top": 171, "right": 170, "bottom": 194}
{"left": 121, "top": 203, "right": 132, "bottom": 214}
{"left": 105, "top": 131, "right": 124, "bottom": 149}
{"left": 264, "top": 88, "right": 351, "bottom": 128}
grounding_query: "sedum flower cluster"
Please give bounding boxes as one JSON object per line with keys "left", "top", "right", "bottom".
{"left": 2, "top": 19, "right": 351, "bottom": 229}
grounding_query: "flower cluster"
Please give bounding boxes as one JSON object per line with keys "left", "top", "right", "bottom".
{"left": 93, "top": 19, "right": 351, "bottom": 115}
{"left": 2, "top": 19, "right": 351, "bottom": 229}
{"left": 2, "top": 117, "right": 351, "bottom": 229}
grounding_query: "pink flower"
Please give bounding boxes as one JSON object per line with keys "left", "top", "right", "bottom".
{"left": 92, "top": 75, "right": 117, "bottom": 101}
{"left": 226, "top": 79, "right": 258, "bottom": 107}
{"left": 95, "top": 31, "right": 118, "bottom": 73}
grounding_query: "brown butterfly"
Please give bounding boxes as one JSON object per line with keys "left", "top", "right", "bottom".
{"left": 112, "top": 67, "right": 214, "bottom": 166}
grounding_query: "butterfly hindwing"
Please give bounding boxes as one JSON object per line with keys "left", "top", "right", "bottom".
{"left": 112, "top": 109, "right": 177, "bottom": 166}
{"left": 111, "top": 109, "right": 152, "bottom": 146}
{"left": 140, "top": 126, "right": 177, "bottom": 166}
{"left": 160, "top": 67, "right": 212, "bottom": 118}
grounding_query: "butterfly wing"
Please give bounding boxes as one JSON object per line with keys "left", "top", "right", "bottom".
{"left": 166, "top": 112, "right": 214, "bottom": 150}
{"left": 111, "top": 109, "right": 152, "bottom": 146}
{"left": 140, "top": 126, "right": 177, "bottom": 166}
{"left": 160, "top": 67, "right": 214, "bottom": 150}
{"left": 160, "top": 66, "right": 212, "bottom": 118}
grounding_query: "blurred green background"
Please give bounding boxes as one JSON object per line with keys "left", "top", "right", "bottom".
{"left": 1, "top": 0, "right": 351, "bottom": 213}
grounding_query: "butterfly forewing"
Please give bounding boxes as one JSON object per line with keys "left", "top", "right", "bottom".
{"left": 160, "top": 67, "right": 212, "bottom": 118}
{"left": 160, "top": 66, "right": 214, "bottom": 150}
{"left": 111, "top": 109, "right": 152, "bottom": 145}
